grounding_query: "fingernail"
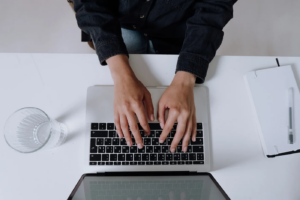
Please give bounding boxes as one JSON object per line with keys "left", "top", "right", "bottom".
{"left": 150, "top": 114, "right": 155, "bottom": 121}
{"left": 127, "top": 141, "right": 132, "bottom": 146}
{"left": 137, "top": 143, "right": 143, "bottom": 149}
{"left": 192, "top": 137, "right": 196, "bottom": 142}
{"left": 170, "top": 148, "right": 175, "bottom": 153}
{"left": 160, "top": 123, "right": 164, "bottom": 129}
{"left": 183, "top": 147, "right": 187, "bottom": 152}
{"left": 159, "top": 139, "right": 164, "bottom": 143}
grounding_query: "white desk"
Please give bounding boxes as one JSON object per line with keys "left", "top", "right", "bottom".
{"left": 0, "top": 54, "right": 299, "bottom": 200}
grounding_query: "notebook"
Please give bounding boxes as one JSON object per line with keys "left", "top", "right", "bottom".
{"left": 244, "top": 65, "right": 300, "bottom": 157}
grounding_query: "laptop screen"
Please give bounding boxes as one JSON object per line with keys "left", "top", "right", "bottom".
{"left": 70, "top": 174, "right": 228, "bottom": 200}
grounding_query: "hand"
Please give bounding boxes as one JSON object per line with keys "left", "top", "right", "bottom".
{"left": 107, "top": 55, "right": 155, "bottom": 149}
{"left": 157, "top": 71, "right": 197, "bottom": 153}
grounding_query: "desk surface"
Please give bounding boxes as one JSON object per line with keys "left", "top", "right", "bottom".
{"left": 0, "top": 54, "right": 300, "bottom": 200}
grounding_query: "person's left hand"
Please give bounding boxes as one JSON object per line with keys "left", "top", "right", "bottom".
{"left": 157, "top": 71, "right": 197, "bottom": 153}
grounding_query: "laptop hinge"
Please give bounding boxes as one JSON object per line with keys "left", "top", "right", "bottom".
{"left": 97, "top": 171, "right": 198, "bottom": 176}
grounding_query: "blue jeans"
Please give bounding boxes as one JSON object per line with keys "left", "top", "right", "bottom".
{"left": 121, "top": 28, "right": 156, "bottom": 54}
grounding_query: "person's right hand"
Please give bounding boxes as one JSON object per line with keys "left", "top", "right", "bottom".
{"left": 106, "top": 55, "right": 155, "bottom": 149}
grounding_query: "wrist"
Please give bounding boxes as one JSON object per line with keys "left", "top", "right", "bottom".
{"left": 107, "top": 55, "right": 136, "bottom": 83}
{"left": 172, "top": 71, "right": 196, "bottom": 87}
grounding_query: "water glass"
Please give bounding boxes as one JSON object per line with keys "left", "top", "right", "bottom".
{"left": 4, "top": 107, "right": 68, "bottom": 153}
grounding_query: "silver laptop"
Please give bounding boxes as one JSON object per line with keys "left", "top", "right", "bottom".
{"left": 85, "top": 85, "right": 211, "bottom": 172}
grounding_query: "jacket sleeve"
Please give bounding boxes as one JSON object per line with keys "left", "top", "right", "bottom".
{"left": 176, "top": 0, "right": 237, "bottom": 83}
{"left": 73, "top": 0, "right": 128, "bottom": 65}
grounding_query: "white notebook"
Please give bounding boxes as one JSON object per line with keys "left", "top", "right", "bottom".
{"left": 244, "top": 65, "right": 300, "bottom": 157}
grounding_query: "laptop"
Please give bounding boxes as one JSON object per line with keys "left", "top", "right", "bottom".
{"left": 67, "top": 172, "right": 230, "bottom": 200}
{"left": 85, "top": 86, "right": 211, "bottom": 172}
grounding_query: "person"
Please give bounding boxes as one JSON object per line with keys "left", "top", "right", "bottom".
{"left": 73, "top": 0, "right": 236, "bottom": 153}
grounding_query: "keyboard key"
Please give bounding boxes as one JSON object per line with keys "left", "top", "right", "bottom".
{"left": 102, "top": 154, "right": 109, "bottom": 161}
{"left": 114, "top": 162, "right": 121, "bottom": 165}
{"left": 109, "top": 131, "right": 116, "bottom": 137}
{"left": 90, "top": 162, "right": 97, "bottom": 165}
{"left": 96, "top": 138, "right": 104, "bottom": 145}
{"left": 186, "top": 161, "right": 193, "bottom": 165}
{"left": 158, "top": 154, "right": 165, "bottom": 161}
{"left": 187, "top": 146, "right": 192, "bottom": 152}
{"left": 131, "top": 138, "right": 136, "bottom": 145}
{"left": 193, "top": 146, "right": 204, "bottom": 152}
{"left": 138, "top": 146, "right": 145, "bottom": 153}
{"left": 110, "top": 154, "right": 117, "bottom": 161}
{"left": 167, "top": 138, "right": 173, "bottom": 145}
{"left": 90, "top": 146, "right": 97, "bottom": 153}
{"left": 174, "top": 154, "right": 180, "bottom": 160}
{"left": 106, "top": 146, "right": 113, "bottom": 153}
{"left": 149, "top": 123, "right": 162, "bottom": 130}
{"left": 162, "top": 161, "right": 169, "bottom": 165}
{"left": 137, "top": 123, "right": 143, "bottom": 130}
{"left": 105, "top": 138, "right": 111, "bottom": 145}
{"left": 178, "top": 161, "right": 185, "bottom": 165}
{"left": 150, "top": 154, "right": 157, "bottom": 161}
{"left": 122, "top": 146, "right": 129, "bottom": 153}
{"left": 152, "top": 138, "right": 159, "bottom": 145}
{"left": 149, "top": 131, "right": 155, "bottom": 137}
{"left": 176, "top": 146, "right": 182, "bottom": 153}
{"left": 106, "top": 162, "right": 113, "bottom": 165}
{"left": 91, "top": 123, "right": 98, "bottom": 130}
{"left": 146, "top": 162, "right": 153, "bottom": 165}
{"left": 155, "top": 131, "right": 162, "bottom": 137}
{"left": 154, "top": 146, "right": 161, "bottom": 153}
{"left": 189, "top": 153, "right": 196, "bottom": 160}
{"left": 114, "top": 146, "right": 121, "bottom": 153}
{"left": 98, "top": 146, "right": 105, "bottom": 153}
{"left": 107, "top": 123, "right": 114, "bottom": 130}
{"left": 112, "top": 138, "right": 119, "bottom": 145}
{"left": 144, "top": 138, "right": 151, "bottom": 145}
{"left": 160, "top": 139, "right": 167, "bottom": 145}
{"left": 170, "top": 161, "right": 177, "bottom": 165}
{"left": 193, "top": 161, "right": 204, "bottom": 165}
{"left": 166, "top": 154, "right": 173, "bottom": 161}
{"left": 98, "top": 162, "right": 105, "bottom": 165}
{"left": 191, "top": 138, "right": 203, "bottom": 145}
{"left": 130, "top": 162, "right": 137, "bottom": 165}
{"left": 130, "top": 146, "right": 137, "bottom": 153}
{"left": 178, "top": 140, "right": 182, "bottom": 145}
{"left": 122, "top": 162, "right": 130, "bottom": 165}
{"left": 118, "top": 154, "right": 125, "bottom": 161}
{"left": 197, "top": 123, "right": 202, "bottom": 130}
{"left": 162, "top": 146, "right": 169, "bottom": 153}
{"left": 197, "top": 153, "right": 204, "bottom": 160}
{"left": 120, "top": 138, "right": 127, "bottom": 145}
{"left": 138, "top": 162, "right": 145, "bottom": 165}
{"left": 134, "top": 154, "right": 141, "bottom": 161}
{"left": 196, "top": 131, "right": 203, "bottom": 137}
{"left": 146, "top": 146, "right": 153, "bottom": 153}
{"left": 181, "top": 154, "right": 188, "bottom": 160}
{"left": 91, "top": 131, "right": 108, "bottom": 137}
{"left": 126, "top": 154, "right": 133, "bottom": 161}
{"left": 154, "top": 162, "right": 161, "bottom": 165}
{"left": 172, "top": 123, "right": 177, "bottom": 130}
{"left": 90, "top": 154, "right": 101, "bottom": 161}
{"left": 142, "top": 154, "right": 149, "bottom": 161}
{"left": 99, "top": 123, "right": 106, "bottom": 130}
{"left": 170, "top": 131, "right": 176, "bottom": 138}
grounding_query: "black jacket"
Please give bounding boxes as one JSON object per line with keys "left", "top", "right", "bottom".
{"left": 74, "top": 0, "right": 236, "bottom": 83}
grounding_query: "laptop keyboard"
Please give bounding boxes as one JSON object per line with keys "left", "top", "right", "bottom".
{"left": 89, "top": 123, "right": 204, "bottom": 166}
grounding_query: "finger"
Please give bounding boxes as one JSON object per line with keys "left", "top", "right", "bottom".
{"left": 182, "top": 115, "right": 193, "bottom": 153}
{"left": 114, "top": 111, "right": 123, "bottom": 138}
{"left": 191, "top": 112, "right": 197, "bottom": 142}
{"left": 181, "top": 192, "right": 186, "bottom": 200}
{"left": 144, "top": 91, "right": 155, "bottom": 121}
{"left": 120, "top": 114, "right": 132, "bottom": 146}
{"left": 159, "top": 109, "right": 178, "bottom": 144}
{"left": 169, "top": 191, "right": 175, "bottom": 200}
{"left": 157, "top": 100, "right": 166, "bottom": 129}
{"left": 170, "top": 115, "right": 188, "bottom": 153}
{"left": 134, "top": 102, "right": 150, "bottom": 135}
{"left": 127, "top": 111, "right": 144, "bottom": 149}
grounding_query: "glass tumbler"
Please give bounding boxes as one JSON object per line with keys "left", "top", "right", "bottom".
{"left": 4, "top": 107, "right": 68, "bottom": 153}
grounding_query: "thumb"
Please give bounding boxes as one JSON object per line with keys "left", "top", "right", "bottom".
{"left": 144, "top": 91, "right": 154, "bottom": 121}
